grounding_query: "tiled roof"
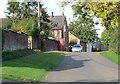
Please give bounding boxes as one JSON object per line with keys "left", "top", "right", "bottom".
{"left": 50, "top": 16, "right": 66, "bottom": 29}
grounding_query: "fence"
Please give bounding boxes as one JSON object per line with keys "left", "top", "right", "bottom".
{"left": 2, "top": 30, "right": 28, "bottom": 51}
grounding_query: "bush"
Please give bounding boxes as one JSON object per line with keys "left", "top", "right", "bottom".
{"left": 101, "top": 29, "right": 118, "bottom": 54}
{"left": 109, "top": 30, "right": 118, "bottom": 54}
{"left": 2, "top": 49, "right": 39, "bottom": 61}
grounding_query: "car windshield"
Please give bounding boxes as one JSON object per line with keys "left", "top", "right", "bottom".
{"left": 73, "top": 45, "right": 81, "bottom": 48}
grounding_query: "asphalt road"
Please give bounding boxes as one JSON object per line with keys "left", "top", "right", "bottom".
{"left": 43, "top": 52, "right": 118, "bottom": 82}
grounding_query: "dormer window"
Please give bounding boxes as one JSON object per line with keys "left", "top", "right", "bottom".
{"left": 53, "top": 23, "right": 58, "bottom": 27}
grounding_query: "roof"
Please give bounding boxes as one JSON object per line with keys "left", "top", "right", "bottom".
{"left": 50, "top": 16, "right": 66, "bottom": 29}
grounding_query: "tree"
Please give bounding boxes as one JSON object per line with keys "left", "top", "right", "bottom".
{"left": 62, "top": 2, "right": 98, "bottom": 43}
{"left": 12, "top": 17, "right": 39, "bottom": 38}
{"left": 60, "top": 1, "right": 119, "bottom": 30}
{"left": 6, "top": 2, "right": 20, "bottom": 26}
{"left": 60, "top": 1, "right": 120, "bottom": 53}
{"left": 6, "top": 1, "right": 50, "bottom": 38}
{"left": 100, "top": 29, "right": 110, "bottom": 45}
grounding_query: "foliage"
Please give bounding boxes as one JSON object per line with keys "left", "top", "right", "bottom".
{"left": 2, "top": 51, "right": 64, "bottom": 81}
{"left": 11, "top": 17, "right": 39, "bottom": 38}
{"left": 6, "top": 2, "right": 37, "bottom": 21}
{"left": 101, "top": 28, "right": 118, "bottom": 54}
{"left": 100, "top": 29, "right": 110, "bottom": 45}
{"left": 2, "top": 49, "right": 38, "bottom": 61}
{"left": 86, "top": 2, "right": 119, "bottom": 30}
{"left": 2, "top": 20, "right": 12, "bottom": 29}
{"left": 109, "top": 29, "right": 118, "bottom": 54}
{"left": 60, "top": 1, "right": 119, "bottom": 30}
{"left": 68, "top": 4, "right": 97, "bottom": 43}
{"left": 6, "top": 2, "right": 50, "bottom": 38}
{"left": 40, "top": 22, "right": 51, "bottom": 39}
{"left": 100, "top": 51, "right": 119, "bottom": 64}
{"left": 60, "top": 1, "right": 119, "bottom": 53}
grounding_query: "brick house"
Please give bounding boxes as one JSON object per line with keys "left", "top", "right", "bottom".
{"left": 50, "top": 13, "right": 69, "bottom": 51}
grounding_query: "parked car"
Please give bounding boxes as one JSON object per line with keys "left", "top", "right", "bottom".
{"left": 72, "top": 44, "right": 83, "bottom": 52}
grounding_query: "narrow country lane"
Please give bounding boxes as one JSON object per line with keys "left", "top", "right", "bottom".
{"left": 43, "top": 52, "right": 118, "bottom": 82}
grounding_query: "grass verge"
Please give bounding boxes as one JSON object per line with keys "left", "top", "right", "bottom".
{"left": 2, "top": 51, "right": 64, "bottom": 82}
{"left": 100, "top": 51, "right": 120, "bottom": 64}
{"left": 2, "top": 49, "right": 41, "bottom": 61}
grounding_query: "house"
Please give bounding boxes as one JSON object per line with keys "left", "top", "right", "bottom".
{"left": 50, "top": 12, "right": 69, "bottom": 51}
{"left": 50, "top": 13, "right": 87, "bottom": 52}
{"left": 69, "top": 32, "right": 87, "bottom": 52}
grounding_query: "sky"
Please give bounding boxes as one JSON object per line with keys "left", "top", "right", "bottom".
{"left": 0, "top": 0, "right": 105, "bottom": 37}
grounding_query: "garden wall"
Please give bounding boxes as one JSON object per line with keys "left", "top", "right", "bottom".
{"left": 3, "top": 30, "right": 28, "bottom": 51}
{"left": 42, "top": 39, "right": 58, "bottom": 51}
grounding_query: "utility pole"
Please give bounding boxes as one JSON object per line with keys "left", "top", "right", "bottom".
{"left": 37, "top": 1, "right": 41, "bottom": 49}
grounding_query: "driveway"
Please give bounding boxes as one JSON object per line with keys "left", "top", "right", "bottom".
{"left": 43, "top": 52, "right": 118, "bottom": 82}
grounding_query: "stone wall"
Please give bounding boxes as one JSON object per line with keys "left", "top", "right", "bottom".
{"left": 3, "top": 30, "right": 28, "bottom": 51}
{"left": 42, "top": 39, "right": 58, "bottom": 51}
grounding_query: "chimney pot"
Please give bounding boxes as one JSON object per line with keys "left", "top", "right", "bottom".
{"left": 52, "top": 12, "right": 54, "bottom": 17}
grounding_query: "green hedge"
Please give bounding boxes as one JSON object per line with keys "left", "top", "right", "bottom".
{"left": 109, "top": 30, "right": 118, "bottom": 54}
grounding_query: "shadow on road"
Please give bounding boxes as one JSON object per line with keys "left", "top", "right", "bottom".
{"left": 54, "top": 56, "right": 91, "bottom": 71}
{"left": 2, "top": 53, "right": 91, "bottom": 72}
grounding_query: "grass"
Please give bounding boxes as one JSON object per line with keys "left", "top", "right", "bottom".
{"left": 2, "top": 51, "right": 64, "bottom": 82}
{"left": 100, "top": 51, "right": 120, "bottom": 64}
{"left": 2, "top": 49, "right": 41, "bottom": 61}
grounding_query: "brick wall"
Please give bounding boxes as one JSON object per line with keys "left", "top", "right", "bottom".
{"left": 3, "top": 30, "right": 28, "bottom": 51}
{"left": 42, "top": 39, "right": 58, "bottom": 51}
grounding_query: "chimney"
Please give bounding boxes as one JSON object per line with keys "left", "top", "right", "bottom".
{"left": 52, "top": 12, "right": 54, "bottom": 18}
{"left": 62, "top": 12, "right": 64, "bottom": 16}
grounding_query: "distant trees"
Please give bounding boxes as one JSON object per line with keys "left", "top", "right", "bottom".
{"left": 61, "top": 2, "right": 98, "bottom": 43}
{"left": 4, "top": 1, "right": 50, "bottom": 38}
{"left": 60, "top": 1, "right": 119, "bottom": 53}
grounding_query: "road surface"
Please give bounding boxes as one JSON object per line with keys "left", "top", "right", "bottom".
{"left": 43, "top": 52, "right": 118, "bottom": 82}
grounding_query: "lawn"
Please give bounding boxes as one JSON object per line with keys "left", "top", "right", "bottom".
{"left": 100, "top": 51, "right": 120, "bottom": 64}
{"left": 2, "top": 51, "right": 64, "bottom": 82}
{"left": 2, "top": 49, "right": 41, "bottom": 61}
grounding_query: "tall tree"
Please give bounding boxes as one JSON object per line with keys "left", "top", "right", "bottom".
{"left": 60, "top": 1, "right": 119, "bottom": 30}
{"left": 61, "top": 2, "right": 98, "bottom": 43}
{"left": 6, "top": 1, "right": 50, "bottom": 38}
{"left": 60, "top": 1, "right": 120, "bottom": 53}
